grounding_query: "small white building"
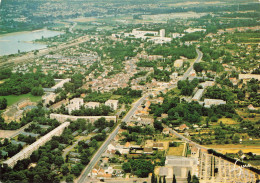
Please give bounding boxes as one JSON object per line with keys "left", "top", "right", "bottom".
{"left": 203, "top": 99, "right": 226, "bottom": 108}
{"left": 174, "top": 59, "right": 184, "bottom": 68}
{"left": 160, "top": 29, "right": 166, "bottom": 37}
{"left": 200, "top": 81, "right": 215, "bottom": 88}
{"left": 105, "top": 100, "right": 119, "bottom": 111}
{"left": 67, "top": 98, "right": 84, "bottom": 114}
{"left": 184, "top": 28, "right": 206, "bottom": 33}
{"left": 170, "top": 72, "right": 178, "bottom": 80}
{"left": 148, "top": 37, "right": 172, "bottom": 44}
{"left": 172, "top": 33, "right": 185, "bottom": 38}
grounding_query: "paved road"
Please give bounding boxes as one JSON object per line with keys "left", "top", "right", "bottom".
{"left": 76, "top": 124, "right": 121, "bottom": 183}
{"left": 169, "top": 128, "right": 208, "bottom": 150}
{"left": 77, "top": 49, "right": 203, "bottom": 183}
{"left": 181, "top": 48, "right": 203, "bottom": 81}
{"left": 62, "top": 136, "right": 84, "bottom": 158}
{"left": 77, "top": 93, "right": 149, "bottom": 183}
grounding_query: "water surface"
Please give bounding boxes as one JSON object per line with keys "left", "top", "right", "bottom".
{"left": 0, "top": 29, "right": 63, "bottom": 56}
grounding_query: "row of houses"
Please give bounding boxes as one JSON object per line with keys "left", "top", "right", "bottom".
{"left": 66, "top": 98, "right": 119, "bottom": 114}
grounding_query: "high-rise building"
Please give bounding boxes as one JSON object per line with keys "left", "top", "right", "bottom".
{"left": 160, "top": 29, "right": 165, "bottom": 37}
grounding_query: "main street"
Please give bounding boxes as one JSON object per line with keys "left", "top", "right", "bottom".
{"left": 77, "top": 94, "right": 149, "bottom": 183}
{"left": 77, "top": 49, "right": 203, "bottom": 183}
{"left": 181, "top": 48, "right": 203, "bottom": 81}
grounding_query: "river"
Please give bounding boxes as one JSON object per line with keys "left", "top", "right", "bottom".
{"left": 0, "top": 29, "right": 63, "bottom": 56}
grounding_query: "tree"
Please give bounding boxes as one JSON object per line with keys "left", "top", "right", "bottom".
{"left": 122, "top": 162, "right": 131, "bottom": 173}
{"left": 151, "top": 173, "right": 156, "bottom": 183}
{"left": 192, "top": 175, "right": 200, "bottom": 183}
{"left": 172, "top": 174, "right": 176, "bottom": 183}
{"left": 33, "top": 174, "right": 44, "bottom": 183}
{"left": 61, "top": 164, "right": 70, "bottom": 175}
{"left": 66, "top": 175, "right": 74, "bottom": 183}
{"left": 159, "top": 176, "right": 162, "bottom": 183}
{"left": 187, "top": 171, "right": 191, "bottom": 183}
{"left": 232, "top": 134, "right": 240, "bottom": 144}
{"left": 0, "top": 98, "right": 7, "bottom": 110}
{"left": 163, "top": 176, "right": 166, "bottom": 183}
{"left": 193, "top": 63, "right": 204, "bottom": 73}
{"left": 80, "top": 152, "right": 90, "bottom": 165}
{"left": 54, "top": 156, "right": 64, "bottom": 166}
{"left": 71, "top": 163, "right": 84, "bottom": 176}
{"left": 31, "top": 87, "right": 44, "bottom": 96}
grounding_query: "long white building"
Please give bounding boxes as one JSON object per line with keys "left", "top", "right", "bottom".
{"left": 50, "top": 113, "right": 117, "bottom": 123}
{"left": 3, "top": 122, "right": 70, "bottom": 168}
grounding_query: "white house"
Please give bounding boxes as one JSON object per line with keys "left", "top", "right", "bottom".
{"left": 105, "top": 100, "right": 119, "bottom": 111}
{"left": 67, "top": 98, "right": 84, "bottom": 114}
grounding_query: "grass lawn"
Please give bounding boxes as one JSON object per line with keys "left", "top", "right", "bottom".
{"left": 110, "top": 95, "right": 122, "bottom": 100}
{"left": 217, "top": 118, "right": 238, "bottom": 125}
{"left": 171, "top": 88, "right": 181, "bottom": 95}
{"left": 0, "top": 93, "right": 42, "bottom": 107}
{"left": 167, "top": 143, "right": 184, "bottom": 156}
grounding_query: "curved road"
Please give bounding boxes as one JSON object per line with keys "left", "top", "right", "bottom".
{"left": 77, "top": 49, "right": 203, "bottom": 183}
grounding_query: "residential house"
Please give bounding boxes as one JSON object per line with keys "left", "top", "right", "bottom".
{"left": 248, "top": 104, "right": 257, "bottom": 111}
{"left": 174, "top": 59, "right": 184, "bottom": 68}
{"left": 67, "top": 98, "right": 84, "bottom": 114}
{"left": 203, "top": 99, "right": 226, "bottom": 108}
{"left": 105, "top": 100, "right": 119, "bottom": 111}
{"left": 179, "top": 124, "right": 189, "bottom": 132}
{"left": 162, "top": 128, "right": 170, "bottom": 135}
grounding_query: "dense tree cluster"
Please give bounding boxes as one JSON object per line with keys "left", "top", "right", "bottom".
{"left": 130, "top": 71, "right": 148, "bottom": 80}
{"left": 83, "top": 91, "right": 111, "bottom": 103}
{"left": 181, "top": 31, "right": 205, "bottom": 42}
{"left": 0, "top": 72, "right": 54, "bottom": 96}
{"left": 177, "top": 79, "right": 199, "bottom": 96}
{"left": 31, "top": 87, "right": 44, "bottom": 96}
{"left": 113, "top": 87, "right": 142, "bottom": 104}
{"left": 63, "top": 73, "right": 84, "bottom": 93}
{"left": 0, "top": 98, "right": 7, "bottom": 110}
{"left": 0, "top": 69, "right": 12, "bottom": 80}
{"left": 103, "top": 42, "right": 138, "bottom": 61}
{"left": 17, "top": 134, "right": 36, "bottom": 145}
{"left": 70, "top": 105, "right": 112, "bottom": 116}
{"left": 153, "top": 68, "right": 171, "bottom": 82}
{"left": 0, "top": 139, "right": 23, "bottom": 159}
{"left": 204, "top": 86, "right": 234, "bottom": 102}
{"left": 147, "top": 44, "right": 196, "bottom": 59}
{"left": 136, "top": 60, "right": 157, "bottom": 67}
{"left": 122, "top": 159, "right": 154, "bottom": 177}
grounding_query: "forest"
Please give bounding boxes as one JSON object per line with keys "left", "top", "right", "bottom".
{"left": 0, "top": 72, "right": 54, "bottom": 96}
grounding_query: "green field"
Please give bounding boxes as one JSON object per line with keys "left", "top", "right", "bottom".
{"left": 0, "top": 93, "right": 42, "bottom": 107}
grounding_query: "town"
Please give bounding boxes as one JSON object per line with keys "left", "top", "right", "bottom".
{"left": 0, "top": 0, "right": 259, "bottom": 183}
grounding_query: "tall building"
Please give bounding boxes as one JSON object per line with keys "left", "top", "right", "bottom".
{"left": 160, "top": 29, "right": 165, "bottom": 37}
